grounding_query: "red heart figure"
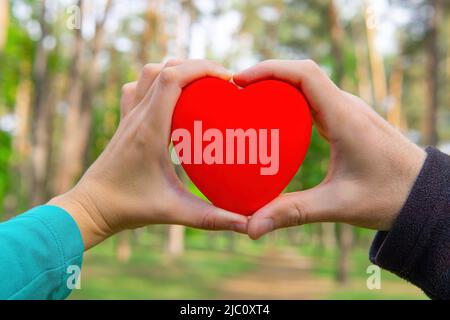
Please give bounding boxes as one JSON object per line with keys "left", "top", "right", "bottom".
{"left": 171, "top": 77, "right": 312, "bottom": 216}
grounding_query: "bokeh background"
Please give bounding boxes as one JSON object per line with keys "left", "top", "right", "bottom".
{"left": 1, "top": 0, "right": 449, "bottom": 299}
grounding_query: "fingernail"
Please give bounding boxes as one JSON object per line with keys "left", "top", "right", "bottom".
{"left": 232, "top": 223, "right": 248, "bottom": 234}
{"left": 258, "top": 219, "right": 274, "bottom": 235}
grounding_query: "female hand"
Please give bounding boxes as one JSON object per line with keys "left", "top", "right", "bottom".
{"left": 233, "top": 59, "right": 426, "bottom": 240}
{"left": 49, "top": 59, "right": 248, "bottom": 249}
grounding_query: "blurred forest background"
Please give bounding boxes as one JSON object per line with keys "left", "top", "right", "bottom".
{"left": 1, "top": 0, "right": 449, "bottom": 299}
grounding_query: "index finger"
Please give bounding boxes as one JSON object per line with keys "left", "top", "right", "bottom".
{"left": 144, "top": 59, "right": 232, "bottom": 142}
{"left": 233, "top": 59, "right": 343, "bottom": 118}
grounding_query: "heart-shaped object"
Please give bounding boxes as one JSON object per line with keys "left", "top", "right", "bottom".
{"left": 171, "top": 77, "right": 312, "bottom": 216}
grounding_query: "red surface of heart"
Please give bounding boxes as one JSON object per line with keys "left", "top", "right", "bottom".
{"left": 171, "top": 77, "right": 312, "bottom": 216}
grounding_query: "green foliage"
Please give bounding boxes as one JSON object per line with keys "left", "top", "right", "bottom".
{"left": 0, "top": 17, "right": 34, "bottom": 109}
{"left": 287, "top": 127, "right": 329, "bottom": 192}
{"left": 0, "top": 131, "right": 12, "bottom": 214}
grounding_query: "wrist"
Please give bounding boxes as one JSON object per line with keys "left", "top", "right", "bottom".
{"left": 48, "top": 187, "right": 112, "bottom": 250}
{"left": 385, "top": 144, "right": 427, "bottom": 230}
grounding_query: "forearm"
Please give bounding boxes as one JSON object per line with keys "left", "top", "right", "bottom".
{"left": 370, "top": 147, "right": 450, "bottom": 299}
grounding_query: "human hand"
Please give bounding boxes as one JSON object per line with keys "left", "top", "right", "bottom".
{"left": 233, "top": 59, "right": 426, "bottom": 240}
{"left": 49, "top": 59, "right": 248, "bottom": 249}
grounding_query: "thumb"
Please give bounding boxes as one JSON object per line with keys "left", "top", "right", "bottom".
{"left": 170, "top": 190, "right": 249, "bottom": 234}
{"left": 248, "top": 184, "right": 336, "bottom": 240}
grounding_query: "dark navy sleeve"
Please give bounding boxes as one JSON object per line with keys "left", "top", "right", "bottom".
{"left": 370, "top": 147, "right": 450, "bottom": 299}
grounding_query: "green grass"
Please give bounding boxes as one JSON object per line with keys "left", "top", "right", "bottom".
{"left": 327, "top": 290, "right": 426, "bottom": 300}
{"left": 69, "top": 231, "right": 259, "bottom": 300}
{"left": 299, "top": 243, "right": 428, "bottom": 300}
{"left": 68, "top": 227, "right": 428, "bottom": 300}
{"left": 299, "top": 244, "right": 397, "bottom": 280}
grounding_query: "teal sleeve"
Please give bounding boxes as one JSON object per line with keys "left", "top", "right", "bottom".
{"left": 0, "top": 205, "right": 84, "bottom": 300}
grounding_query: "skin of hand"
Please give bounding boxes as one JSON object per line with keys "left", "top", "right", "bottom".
{"left": 233, "top": 59, "right": 427, "bottom": 240}
{"left": 49, "top": 59, "right": 248, "bottom": 250}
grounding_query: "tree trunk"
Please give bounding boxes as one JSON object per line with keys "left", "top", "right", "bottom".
{"left": 106, "top": 47, "right": 135, "bottom": 262}
{"left": 336, "top": 224, "right": 353, "bottom": 284}
{"left": 352, "top": 19, "right": 373, "bottom": 105}
{"left": 321, "top": 223, "right": 336, "bottom": 251}
{"left": 131, "top": 0, "right": 170, "bottom": 256}
{"left": 0, "top": 0, "right": 8, "bottom": 51}
{"left": 165, "top": 0, "right": 195, "bottom": 257}
{"left": 54, "top": 23, "right": 85, "bottom": 194}
{"left": 287, "top": 228, "right": 301, "bottom": 246}
{"left": 14, "top": 77, "right": 32, "bottom": 160}
{"left": 328, "top": 0, "right": 353, "bottom": 285}
{"left": 10, "top": 68, "right": 33, "bottom": 210}
{"left": 207, "top": 232, "right": 218, "bottom": 250}
{"left": 55, "top": 0, "right": 112, "bottom": 194}
{"left": 135, "top": 0, "right": 166, "bottom": 69}
{"left": 79, "top": 0, "right": 113, "bottom": 166}
{"left": 388, "top": 56, "right": 407, "bottom": 130}
{"left": 364, "top": 3, "right": 388, "bottom": 113}
{"left": 31, "top": 76, "right": 56, "bottom": 205}
{"left": 226, "top": 232, "right": 236, "bottom": 252}
{"left": 166, "top": 166, "right": 186, "bottom": 257}
{"left": 31, "top": 0, "right": 54, "bottom": 205}
{"left": 423, "top": 0, "right": 440, "bottom": 146}
{"left": 166, "top": 223, "right": 185, "bottom": 256}
{"left": 116, "top": 231, "right": 132, "bottom": 262}
{"left": 328, "top": 0, "right": 344, "bottom": 86}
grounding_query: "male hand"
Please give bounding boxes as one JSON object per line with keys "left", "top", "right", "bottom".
{"left": 234, "top": 59, "right": 426, "bottom": 240}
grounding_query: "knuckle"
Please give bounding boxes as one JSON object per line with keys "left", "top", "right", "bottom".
{"left": 121, "top": 82, "right": 134, "bottom": 94}
{"left": 159, "top": 67, "right": 179, "bottom": 85}
{"left": 142, "top": 63, "right": 160, "bottom": 77}
{"left": 287, "top": 198, "right": 308, "bottom": 227}
{"left": 165, "top": 59, "right": 179, "bottom": 67}
{"left": 301, "top": 59, "right": 320, "bottom": 73}
{"left": 200, "top": 210, "right": 217, "bottom": 230}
